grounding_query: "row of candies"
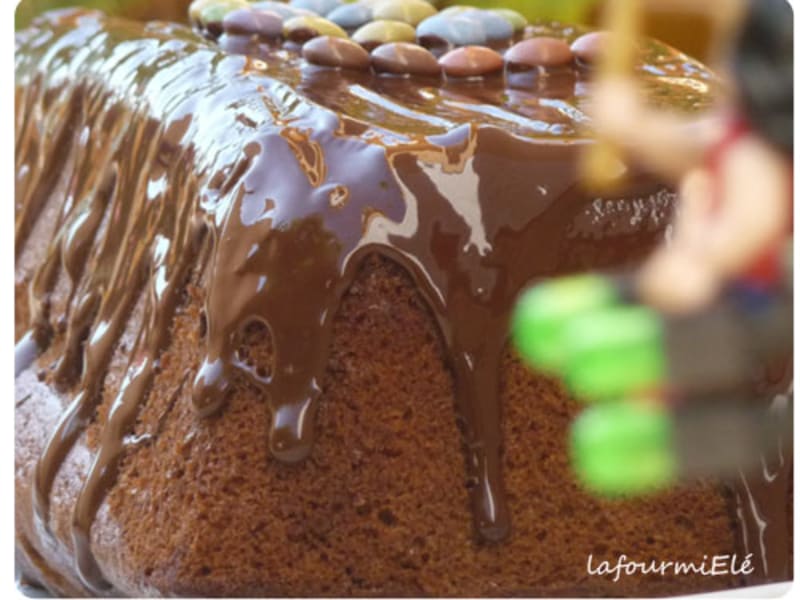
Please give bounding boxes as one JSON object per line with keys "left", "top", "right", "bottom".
{"left": 189, "top": 0, "right": 607, "bottom": 77}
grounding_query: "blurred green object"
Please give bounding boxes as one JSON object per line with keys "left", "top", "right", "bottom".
{"left": 511, "top": 275, "right": 618, "bottom": 374}
{"left": 15, "top": 0, "right": 193, "bottom": 29}
{"left": 571, "top": 401, "right": 677, "bottom": 496}
{"left": 563, "top": 305, "right": 665, "bottom": 402}
{"left": 442, "top": 0, "right": 599, "bottom": 24}
{"left": 17, "top": 0, "right": 130, "bottom": 28}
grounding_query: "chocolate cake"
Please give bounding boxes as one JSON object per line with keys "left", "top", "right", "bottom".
{"left": 15, "top": 2, "right": 791, "bottom": 596}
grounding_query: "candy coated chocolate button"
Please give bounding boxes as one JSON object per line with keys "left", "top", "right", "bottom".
{"left": 371, "top": 42, "right": 441, "bottom": 76}
{"left": 439, "top": 6, "right": 469, "bottom": 16}
{"left": 290, "top": 0, "right": 341, "bottom": 16}
{"left": 372, "top": 0, "right": 436, "bottom": 26}
{"left": 460, "top": 9, "right": 513, "bottom": 41}
{"left": 303, "top": 35, "right": 371, "bottom": 69}
{"left": 327, "top": 3, "right": 373, "bottom": 28}
{"left": 417, "top": 14, "right": 487, "bottom": 47}
{"left": 198, "top": 0, "right": 249, "bottom": 28}
{"left": 489, "top": 8, "right": 527, "bottom": 32}
{"left": 284, "top": 15, "right": 348, "bottom": 42}
{"left": 222, "top": 8, "right": 283, "bottom": 37}
{"left": 570, "top": 31, "right": 611, "bottom": 64}
{"left": 189, "top": 0, "right": 219, "bottom": 22}
{"left": 439, "top": 46, "right": 503, "bottom": 78}
{"left": 250, "top": 1, "right": 314, "bottom": 20}
{"left": 352, "top": 20, "right": 417, "bottom": 47}
{"left": 505, "top": 37, "right": 573, "bottom": 68}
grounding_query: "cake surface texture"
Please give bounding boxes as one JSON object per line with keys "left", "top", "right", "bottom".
{"left": 15, "top": 5, "right": 792, "bottom": 597}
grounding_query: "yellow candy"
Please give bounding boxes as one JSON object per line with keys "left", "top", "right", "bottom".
{"left": 283, "top": 15, "right": 348, "bottom": 41}
{"left": 372, "top": 0, "right": 437, "bottom": 26}
{"left": 352, "top": 19, "right": 416, "bottom": 45}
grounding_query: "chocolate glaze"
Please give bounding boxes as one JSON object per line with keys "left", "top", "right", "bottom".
{"left": 734, "top": 379, "right": 793, "bottom": 583}
{"left": 14, "top": 9, "right": 790, "bottom": 595}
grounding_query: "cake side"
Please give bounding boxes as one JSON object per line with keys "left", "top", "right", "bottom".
{"left": 18, "top": 255, "right": 744, "bottom": 597}
{"left": 15, "top": 9, "right": 788, "bottom": 596}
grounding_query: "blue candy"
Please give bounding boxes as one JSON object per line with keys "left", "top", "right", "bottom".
{"left": 290, "top": 0, "right": 342, "bottom": 16}
{"left": 417, "top": 14, "right": 487, "bottom": 47}
{"left": 250, "top": 1, "right": 314, "bottom": 20}
{"left": 461, "top": 9, "right": 513, "bottom": 41}
{"left": 327, "top": 2, "right": 373, "bottom": 28}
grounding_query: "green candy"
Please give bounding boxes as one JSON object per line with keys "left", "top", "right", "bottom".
{"left": 197, "top": 0, "right": 249, "bottom": 25}
{"left": 571, "top": 401, "right": 677, "bottom": 496}
{"left": 352, "top": 19, "right": 417, "bottom": 45}
{"left": 511, "top": 274, "right": 618, "bottom": 373}
{"left": 489, "top": 8, "right": 527, "bottom": 31}
{"left": 562, "top": 306, "right": 665, "bottom": 402}
{"left": 189, "top": 0, "right": 218, "bottom": 22}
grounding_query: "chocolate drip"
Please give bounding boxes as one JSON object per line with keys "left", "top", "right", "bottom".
{"left": 16, "top": 532, "right": 82, "bottom": 597}
{"left": 736, "top": 386, "right": 793, "bottom": 585}
{"left": 15, "top": 79, "right": 83, "bottom": 257}
{"left": 14, "top": 9, "right": 790, "bottom": 593}
{"left": 31, "top": 108, "right": 166, "bottom": 540}
{"left": 15, "top": 85, "right": 90, "bottom": 360}
{"left": 73, "top": 217, "right": 205, "bottom": 592}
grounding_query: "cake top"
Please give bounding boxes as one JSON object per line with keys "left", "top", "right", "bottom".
{"left": 15, "top": 7, "right": 727, "bottom": 594}
{"left": 186, "top": 0, "right": 715, "bottom": 140}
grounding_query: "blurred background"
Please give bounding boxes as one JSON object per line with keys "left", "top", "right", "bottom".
{"left": 15, "top": 0, "right": 193, "bottom": 26}
{"left": 14, "top": 0, "right": 715, "bottom": 61}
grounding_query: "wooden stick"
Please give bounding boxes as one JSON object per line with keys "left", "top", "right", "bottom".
{"left": 581, "top": 0, "right": 642, "bottom": 191}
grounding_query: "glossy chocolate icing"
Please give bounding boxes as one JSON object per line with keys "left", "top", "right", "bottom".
{"left": 14, "top": 8, "right": 790, "bottom": 595}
